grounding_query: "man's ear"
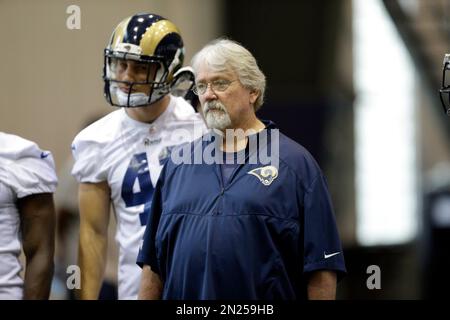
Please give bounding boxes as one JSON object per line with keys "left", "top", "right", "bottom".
{"left": 249, "top": 90, "right": 259, "bottom": 105}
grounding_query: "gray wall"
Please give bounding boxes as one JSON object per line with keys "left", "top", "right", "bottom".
{"left": 0, "top": 0, "right": 223, "bottom": 170}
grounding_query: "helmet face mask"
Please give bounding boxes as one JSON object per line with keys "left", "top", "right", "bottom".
{"left": 103, "top": 13, "right": 184, "bottom": 108}
{"left": 104, "top": 51, "right": 168, "bottom": 107}
{"left": 439, "top": 54, "right": 450, "bottom": 116}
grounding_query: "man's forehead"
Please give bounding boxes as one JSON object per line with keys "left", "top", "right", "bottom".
{"left": 196, "top": 65, "right": 236, "bottom": 81}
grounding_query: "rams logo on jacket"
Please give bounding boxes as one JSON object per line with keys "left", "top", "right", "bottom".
{"left": 248, "top": 166, "right": 278, "bottom": 186}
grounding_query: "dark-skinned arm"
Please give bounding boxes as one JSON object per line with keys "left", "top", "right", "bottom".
{"left": 18, "top": 193, "right": 56, "bottom": 300}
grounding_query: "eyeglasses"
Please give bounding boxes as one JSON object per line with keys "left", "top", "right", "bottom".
{"left": 192, "top": 79, "right": 237, "bottom": 95}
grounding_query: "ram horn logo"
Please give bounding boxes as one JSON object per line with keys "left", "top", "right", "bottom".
{"left": 248, "top": 166, "right": 278, "bottom": 186}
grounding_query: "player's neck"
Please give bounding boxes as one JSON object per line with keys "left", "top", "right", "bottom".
{"left": 125, "top": 95, "right": 170, "bottom": 123}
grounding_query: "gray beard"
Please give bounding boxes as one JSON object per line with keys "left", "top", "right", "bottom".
{"left": 203, "top": 101, "right": 232, "bottom": 130}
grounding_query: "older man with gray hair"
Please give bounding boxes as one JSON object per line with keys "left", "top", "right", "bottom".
{"left": 137, "top": 38, "right": 346, "bottom": 300}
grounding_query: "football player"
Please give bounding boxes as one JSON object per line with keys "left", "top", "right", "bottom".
{"left": 0, "top": 132, "right": 57, "bottom": 299}
{"left": 439, "top": 53, "right": 450, "bottom": 116}
{"left": 71, "top": 13, "right": 206, "bottom": 300}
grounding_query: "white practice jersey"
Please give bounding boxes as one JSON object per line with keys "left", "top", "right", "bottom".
{"left": 0, "top": 132, "right": 57, "bottom": 299}
{"left": 71, "top": 96, "right": 207, "bottom": 299}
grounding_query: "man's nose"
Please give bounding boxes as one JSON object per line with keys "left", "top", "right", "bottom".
{"left": 202, "top": 84, "right": 217, "bottom": 101}
{"left": 122, "top": 63, "right": 137, "bottom": 81}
